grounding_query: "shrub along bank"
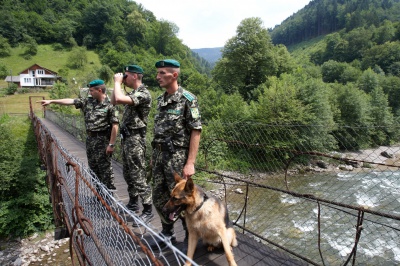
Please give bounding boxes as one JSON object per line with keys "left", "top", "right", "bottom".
{"left": 0, "top": 114, "right": 53, "bottom": 238}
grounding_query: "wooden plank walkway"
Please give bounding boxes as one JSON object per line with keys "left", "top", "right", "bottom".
{"left": 40, "top": 117, "right": 308, "bottom": 266}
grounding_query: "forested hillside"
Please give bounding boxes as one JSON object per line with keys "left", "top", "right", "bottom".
{"left": 0, "top": 0, "right": 399, "bottom": 150}
{"left": 271, "top": 0, "right": 400, "bottom": 46}
{"left": 0, "top": 0, "right": 212, "bottom": 87}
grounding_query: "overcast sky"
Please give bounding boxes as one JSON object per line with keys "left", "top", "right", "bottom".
{"left": 133, "top": 0, "right": 311, "bottom": 49}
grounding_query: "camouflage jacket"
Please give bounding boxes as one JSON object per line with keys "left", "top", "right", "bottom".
{"left": 153, "top": 86, "right": 202, "bottom": 147}
{"left": 74, "top": 95, "right": 119, "bottom": 132}
{"left": 121, "top": 84, "right": 152, "bottom": 130}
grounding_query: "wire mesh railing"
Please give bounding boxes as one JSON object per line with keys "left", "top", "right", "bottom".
{"left": 195, "top": 122, "right": 400, "bottom": 266}
{"left": 30, "top": 112, "right": 197, "bottom": 266}
{"left": 39, "top": 107, "right": 400, "bottom": 265}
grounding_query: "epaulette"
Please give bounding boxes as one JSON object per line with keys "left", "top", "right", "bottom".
{"left": 182, "top": 91, "right": 195, "bottom": 102}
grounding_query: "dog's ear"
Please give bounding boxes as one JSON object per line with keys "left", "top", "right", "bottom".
{"left": 173, "top": 172, "right": 183, "bottom": 184}
{"left": 184, "top": 177, "right": 194, "bottom": 193}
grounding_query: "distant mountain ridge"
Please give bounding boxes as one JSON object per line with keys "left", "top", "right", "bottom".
{"left": 192, "top": 47, "right": 223, "bottom": 65}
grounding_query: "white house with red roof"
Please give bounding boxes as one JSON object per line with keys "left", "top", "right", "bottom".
{"left": 5, "top": 63, "right": 60, "bottom": 88}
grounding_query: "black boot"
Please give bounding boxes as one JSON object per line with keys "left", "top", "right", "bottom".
{"left": 132, "top": 204, "right": 154, "bottom": 227}
{"left": 126, "top": 195, "right": 140, "bottom": 213}
{"left": 149, "top": 223, "right": 177, "bottom": 249}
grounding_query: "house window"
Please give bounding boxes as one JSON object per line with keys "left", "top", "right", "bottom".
{"left": 24, "top": 78, "right": 31, "bottom": 83}
{"left": 37, "top": 70, "right": 44, "bottom": 75}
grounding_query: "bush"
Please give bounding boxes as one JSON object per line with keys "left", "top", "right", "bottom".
{"left": 0, "top": 115, "right": 53, "bottom": 238}
{"left": 6, "top": 84, "right": 17, "bottom": 95}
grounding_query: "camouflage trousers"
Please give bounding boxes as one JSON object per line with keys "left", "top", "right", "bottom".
{"left": 152, "top": 148, "right": 188, "bottom": 224}
{"left": 121, "top": 133, "right": 152, "bottom": 205}
{"left": 86, "top": 135, "right": 116, "bottom": 190}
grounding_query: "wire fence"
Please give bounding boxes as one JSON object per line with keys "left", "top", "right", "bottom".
{"left": 195, "top": 122, "right": 400, "bottom": 266}
{"left": 31, "top": 112, "right": 197, "bottom": 266}
{"left": 41, "top": 108, "right": 400, "bottom": 265}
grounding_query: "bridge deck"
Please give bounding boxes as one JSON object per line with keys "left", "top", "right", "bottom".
{"left": 40, "top": 118, "right": 307, "bottom": 266}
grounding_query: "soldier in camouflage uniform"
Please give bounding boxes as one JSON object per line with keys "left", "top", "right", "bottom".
{"left": 111, "top": 65, "right": 154, "bottom": 225}
{"left": 149, "top": 59, "right": 202, "bottom": 250}
{"left": 38, "top": 80, "right": 119, "bottom": 190}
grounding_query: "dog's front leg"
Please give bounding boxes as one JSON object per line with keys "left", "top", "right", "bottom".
{"left": 220, "top": 230, "right": 237, "bottom": 266}
{"left": 184, "top": 232, "right": 199, "bottom": 266}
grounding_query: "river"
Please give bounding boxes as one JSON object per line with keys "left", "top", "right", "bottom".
{"left": 227, "top": 170, "right": 400, "bottom": 265}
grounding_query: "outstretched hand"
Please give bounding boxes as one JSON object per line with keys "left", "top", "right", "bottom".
{"left": 36, "top": 100, "right": 51, "bottom": 106}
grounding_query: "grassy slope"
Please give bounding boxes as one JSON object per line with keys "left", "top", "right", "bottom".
{"left": 0, "top": 92, "right": 49, "bottom": 115}
{"left": 0, "top": 44, "right": 101, "bottom": 88}
{"left": 286, "top": 35, "right": 326, "bottom": 63}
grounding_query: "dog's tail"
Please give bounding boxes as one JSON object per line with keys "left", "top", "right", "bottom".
{"left": 227, "top": 228, "right": 238, "bottom": 247}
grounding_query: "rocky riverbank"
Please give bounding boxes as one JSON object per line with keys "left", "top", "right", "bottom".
{"left": 0, "top": 232, "right": 71, "bottom": 266}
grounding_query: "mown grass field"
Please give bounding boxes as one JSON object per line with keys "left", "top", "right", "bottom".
{"left": 0, "top": 44, "right": 101, "bottom": 88}
{"left": 0, "top": 92, "right": 49, "bottom": 115}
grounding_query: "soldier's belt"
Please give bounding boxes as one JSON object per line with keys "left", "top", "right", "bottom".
{"left": 86, "top": 130, "right": 109, "bottom": 137}
{"left": 154, "top": 143, "right": 170, "bottom": 152}
{"left": 153, "top": 142, "right": 188, "bottom": 153}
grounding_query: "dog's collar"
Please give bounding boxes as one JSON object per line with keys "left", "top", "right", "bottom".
{"left": 193, "top": 194, "right": 209, "bottom": 213}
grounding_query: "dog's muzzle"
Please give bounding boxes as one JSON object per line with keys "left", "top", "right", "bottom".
{"left": 163, "top": 204, "right": 186, "bottom": 221}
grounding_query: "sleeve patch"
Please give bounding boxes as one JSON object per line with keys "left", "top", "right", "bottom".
{"left": 190, "top": 108, "right": 200, "bottom": 119}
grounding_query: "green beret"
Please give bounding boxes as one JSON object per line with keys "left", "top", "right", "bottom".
{"left": 155, "top": 59, "right": 180, "bottom": 68}
{"left": 88, "top": 79, "right": 105, "bottom": 88}
{"left": 125, "top": 64, "right": 143, "bottom": 74}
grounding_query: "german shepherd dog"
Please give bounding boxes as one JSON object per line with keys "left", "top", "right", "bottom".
{"left": 163, "top": 173, "right": 238, "bottom": 266}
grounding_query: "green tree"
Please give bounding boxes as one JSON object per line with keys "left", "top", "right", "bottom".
{"left": 0, "top": 116, "right": 53, "bottom": 237}
{"left": 0, "top": 10, "right": 25, "bottom": 46}
{"left": 362, "top": 41, "right": 400, "bottom": 73}
{"left": 324, "top": 32, "right": 348, "bottom": 62}
{"left": 373, "top": 20, "right": 396, "bottom": 45}
{"left": 48, "top": 82, "right": 76, "bottom": 113}
{"left": 0, "top": 64, "right": 8, "bottom": 79}
{"left": 67, "top": 46, "right": 88, "bottom": 69}
{"left": 212, "top": 17, "right": 279, "bottom": 101}
{"left": 250, "top": 75, "right": 309, "bottom": 124}
{"left": 0, "top": 36, "right": 12, "bottom": 57}
{"left": 344, "top": 27, "right": 373, "bottom": 62}
{"left": 78, "top": 0, "right": 122, "bottom": 48}
{"left": 152, "top": 20, "right": 179, "bottom": 55}
{"left": 54, "top": 18, "right": 78, "bottom": 45}
{"left": 369, "top": 86, "right": 395, "bottom": 145}
{"left": 381, "top": 75, "right": 400, "bottom": 115}
{"left": 98, "top": 65, "right": 114, "bottom": 84}
{"left": 321, "top": 60, "right": 345, "bottom": 83}
{"left": 358, "top": 68, "right": 380, "bottom": 93}
{"left": 333, "top": 84, "right": 372, "bottom": 150}
{"left": 21, "top": 35, "right": 38, "bottom": 59}
{"left": 125, "top": 10, "right": 147, "bottom": 46}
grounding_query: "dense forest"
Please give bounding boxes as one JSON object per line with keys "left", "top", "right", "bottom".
{"left": 270, "top": 0, "right": 400, "bottom": 46}
{"left": 0, "top": 0, "right": 213, "bottom": 84}
{"left": 0, "top": 0, "right": 400, "bottom": 149}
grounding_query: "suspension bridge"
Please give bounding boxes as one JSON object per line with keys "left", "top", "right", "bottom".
{"left": 28, "top": 96, "right": 400, "bottom": 265}
{"left": 30, "top": 101, "right": 306, "bottom": 265}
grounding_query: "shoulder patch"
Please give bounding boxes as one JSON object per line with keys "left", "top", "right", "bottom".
{"left": 182, "top": 91, "right": 195, "bottom": 102}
